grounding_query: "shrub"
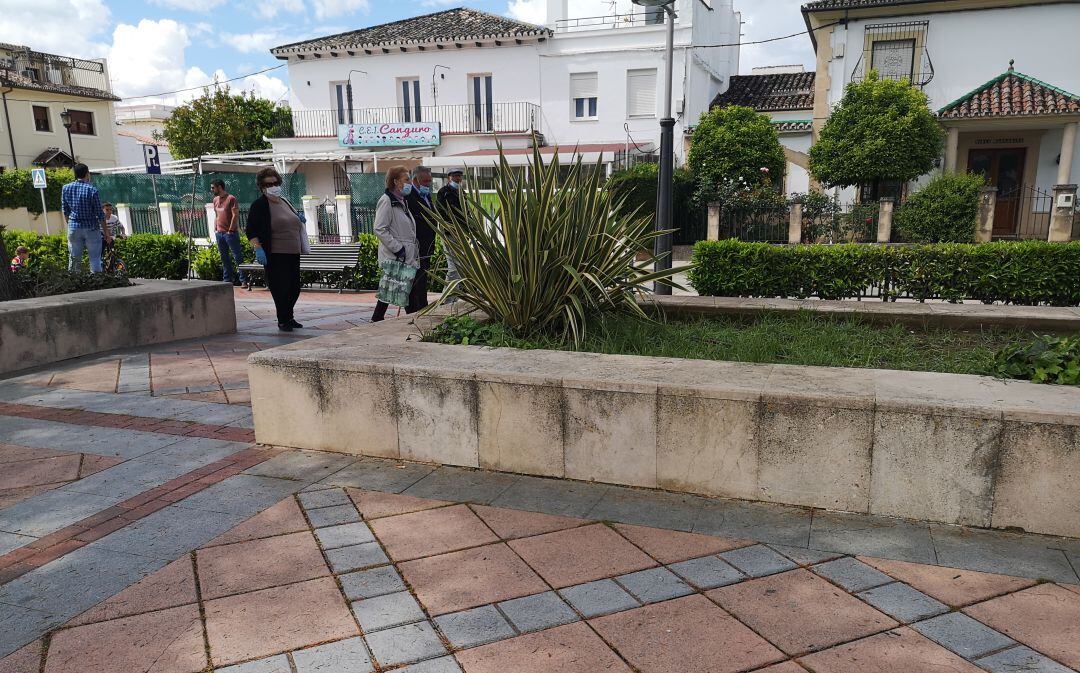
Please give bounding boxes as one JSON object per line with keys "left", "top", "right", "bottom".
{"left": 993, "top": 335, "right": 1080, "bottom": 385}
{"left": 688, "top": 105, "right": 786, "bottom": 203}
{"left": 193, "top": 237, "right": 257, "bottom": 281}
{"left": 690, "top": 239, "right": 1080, "bottom": 305}
{"left": 9, "top": 267, "right": 131, "bottom": 300}
{"left": 0, "top": 168, "right": 75, "bottom": 213}
{"left": 427, "top": 315, "right": 521, "bottom": 347}
{"left": 0, "top": 231, "right": 192, "bottom": 279}
{"left": 895, "top": 172, "right": 984, "bottom": 243}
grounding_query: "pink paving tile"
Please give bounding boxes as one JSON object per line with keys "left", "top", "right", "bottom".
{"left": 507, "top": 524, "right": 658, "bottom": 589}
{"left": 203, "top": 498, "right": 310, "bottom": 547}
{"left": 172, "top": 391, "right": 229, "bottom": 404}
{"left": 0, "top": 640, "right": 41, "bottom": 673}
{"left": 1062, "top": 584, "right": 1080, "bottom": 596}
{"left": 196, "top": 531, "right": 329, "bottom": 600}
{"left": 204, "top": 577, "right": 358, "bottom": 667}
{"left": 707, "top": 569, "right": 898, "bottom": 656}
{"left": 963, "top": 583, "right": 1080, "bottom": 669}
{"left": 346, "top": 488, "right": 451, "bottom": 520}
{"left": 457, "top": 621, "right": 632, "bottom": 673}
{"left": 47, "top": 361, "right": 120, "bottom": 393}
{"left": 0, "top": 443, "right": 70, "bottom": 463}
{"left": 68, "top": 557, "right": 197, "bottom": 627}
{"left": 224, "top": 388, "right": 251, "bottom": 405}
{"left": 754, "top": 663, "right": 807, "bottom": 673}
{"left": 46, "top": 604, "right": 206, "bottom": 673}
{"left": 369, "top": 504, "right": 497, "bottom": 561}
{"left": 613, "top": 523, "right": 752, "bottom": 564}
{"left": 0, "top": 483, "right": 65, "bottom": 509}
{"left": 590, "top": 594, "right": 785, "bottom": 673}
{"left": 471, "top": 504, "right": 588, "bottom": 539}
{"left": 78, "top": 454, "right": 124, "bottom": 478}
{"left": 798, "top": 627, "right": 983, "bottom": 673}
{"left": 0, "top": 454, "right": 81, "bottom": 490}
{"left": 399, "top": 543, "right": 548, "bottom": 616}
{"left": 859, "top": 556, "right": 1036, "bottom": 607}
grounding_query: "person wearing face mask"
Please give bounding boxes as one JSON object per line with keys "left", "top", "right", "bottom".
{"left": 435, "top": 167, "right": 464, "bottom": 297}
{"left": 404, "top": 165, "right": 436, "bottom": 311}
{"left": 371, "top": 165, "right": 421, "bottom": 322}
{"left": 245, "top": 167, "right": 306, "bottom": 331}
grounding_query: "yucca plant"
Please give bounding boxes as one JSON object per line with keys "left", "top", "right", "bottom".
{"left": 424, "top": 142, "right": 684, "bottom": 345}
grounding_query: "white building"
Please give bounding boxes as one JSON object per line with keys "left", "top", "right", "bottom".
{"left": 114, "top": 103, "right": 175, "bottom": 167}
{"left": 268, "top": 3, "right": 741, "bottom": 200}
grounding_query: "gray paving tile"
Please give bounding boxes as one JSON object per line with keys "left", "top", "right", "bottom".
{"left": 322, "top": 458, "right": 437, "bottom": 494}
{"left": 0, "top": 531, "right": 35, "bottom": 555}
{"left": 615, "top": 566, "right": 695, "bottom": 604}
{"left": 308, "top": 504, "right": 362, "bottom": 528}
{"left": 0, "top": 490, "right": 117, "bottom": 537}
{"left": 931, "top": 525, "right": 1079, "bottom": 584}
{"left": 434, "top": 605, "right": 516, "bottom": 650}
{"left": 975, "top": 646, "right": 1075, "bottom": 673}
{"left": 351, "top": 591, "right": 425, "bottom": 632}
{"left": 393, "top": 656, "right": 463, "bottom": 673}
{"left": 719, "top": 544, "right": 799, "bottom": 578}
{"left": 315, "top": 522, "right": 375, "bottom": 550}
{"left": 693, "top": 499, "right": 812, "bottom": 548}
{"left": 911, "top": 612, "right": 1016, "bottom": 659}
{"left": 810, "top": 511, "right": 936, "bottom": 565}
{"left": 173, "top": 474, "right": 305, "bottom": 515}
{"left": 245, "top": 450, "right": 357, "bottom": 482}
{"left": 327, "top": 542, "right": 390, "bottom": 573}
{"left": 769, "top": 544, "right": 844, "bottom": 566}
{"left": 0, "top": 382, "right": 47, "bottom": 402}
{"left": 91, "top": 504, "right": 249, "bottom": 560}
{"left": 586, "top": 487, "right": 704, "bottom": 531}
{"left": 403, "top": 466, "right": 519, "bottom": 505}
{"left": 217, "top": 654, "right": 292, "bottom": 673}
{"left": 0, "top": 604, "right": 56, "bottom": 660}
{"left": 498, "top": 591, "right": 579, "bottom": 633}
{"left": 668, "top": 555, "right": 745, "bottom": 590}
{"left": 174, "top": 404, "right": 252, "bottom": 427}
{"left": 812, "top": 557, "right": 895, "bottom": 592}
{"left": 857, "top": 582, "right": 949, "bottom": 623}
{"left": 558, "top": 579, "right": 639, "bottom": 618}
{"left": 293, "top": 636, "right": 373, "bottom": 673}
{"left": 340, "top": 566, "right": 406, "bottom": 601}
{"left": 366, "top": 621, "right": 447, "bottom": 668}
{"left": 0, "top": 417, "right": 180, "bottom": 458}
{"left": 299, "top": 488, "right": 353, "bottom": 511}
{"left": 489, "top": 475, "right": 611, "bottom": 518}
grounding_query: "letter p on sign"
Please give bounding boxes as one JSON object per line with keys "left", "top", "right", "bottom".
{"left": 143, "top": 144, "right": 161, "bottom": 174}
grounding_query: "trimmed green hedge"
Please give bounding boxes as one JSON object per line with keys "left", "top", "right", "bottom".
{"left": 0, "top": 169, "right": 75, "bottom": 213}
{"left": 2, "top": 231, "right": 191, "bottom": 279}
{"left": 690, "top": 239, "right": 1080, "bottom": 305}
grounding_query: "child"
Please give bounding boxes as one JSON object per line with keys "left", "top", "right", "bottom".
{"left": 103, "top": 203, "right": 125, "bottom": 239}
{"left": 10, "top": 246, "right": 29, "bottom": 272}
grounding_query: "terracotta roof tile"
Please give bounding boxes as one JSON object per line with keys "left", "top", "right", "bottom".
{"left": 938, "top": 65, "right": 1080, "bottom": 119}
{"left": 710, "top": 72, "right": 815, "bottom": 112}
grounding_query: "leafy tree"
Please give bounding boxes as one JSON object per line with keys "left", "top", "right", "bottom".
{"left": 159, "top": 87, "right": 292, "bottom": 159}
{"left": 607, "top": 162, "right": 697, "bottom": 223}
{"left": 688, "top": 105, "right": 786, "bottom": 201}
{"left": 810, "top": 72, "right": 945, "bottom": 189}
{"left": 895, "top": 172, "right": 985, "bottom": 243}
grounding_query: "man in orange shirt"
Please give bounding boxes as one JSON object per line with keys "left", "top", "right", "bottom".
{"left": 211, "top": 179, "right": 248, "bottom": 288}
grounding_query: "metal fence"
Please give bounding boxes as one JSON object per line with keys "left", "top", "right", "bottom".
{"left": 719, "top": 203, "right": 790, "bottom": 243}
{"left": 993, "top": 185, "right": 1054, "bottom": 240}
{"left": 352, "top": 206, "right": 376, "bottom": 237}
{"left": 315, "top": 203, "right": 341, "bottom": 243}
{"left": 93, "top": 173, "right": 306, "bottom": 210}
{"left": 173, "top": 204, "right": 209, "bottom": 238}
{"left": 129, "top": 206, "right": 162, "bottom": 235}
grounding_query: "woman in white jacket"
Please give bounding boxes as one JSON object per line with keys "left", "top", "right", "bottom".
{"left": 371, "top": 165, "right": 421, "bottom": 321}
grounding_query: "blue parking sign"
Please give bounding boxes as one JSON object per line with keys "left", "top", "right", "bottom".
{"left": 143, "top": 144, "right": 161, "bottom": 174}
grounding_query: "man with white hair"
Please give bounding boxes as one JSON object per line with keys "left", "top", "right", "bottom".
{"left": 404, "top": 165, "right": 436, "bottom": 310}
{"left": 436, "top": 167, "right": 465, "bottom": 298}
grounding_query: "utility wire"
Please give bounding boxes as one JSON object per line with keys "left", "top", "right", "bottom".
{"left": 695, "top": 20, "right": 842, "bottom": 48}
{"left": 119, "top": 63, "right": 287, "bottom": 100}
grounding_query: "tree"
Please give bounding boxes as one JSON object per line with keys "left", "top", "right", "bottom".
{"left": 809, "top": 72, "right": 945, "bottom": 190}
{"left": 688, "top": 105, "right": 787, "bottom": 201}
{"left": 159, "top": 87, "right": 292, "bottom": 159}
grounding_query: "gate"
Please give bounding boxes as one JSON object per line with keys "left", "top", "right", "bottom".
{"left": 995, "top": 185, "right": 1053, "bottom": 240}
{"left": 350, "top": 173, "right": 385, "bottom": 238}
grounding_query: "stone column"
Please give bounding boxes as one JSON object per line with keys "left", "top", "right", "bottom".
{"left": 1058, "top": 122, "right": 1078, "bottom": 185}
{"left": 158, "top": 202, "right": 175, "bottom": 235}
{"left": 335, "top": 194, "right": 353, "bottom": 243}
{"left": 115, "top": 203, "right": 132, "bottom": 236}
{"left": 204, "top": 203, "right": 215, "bottom": 236}
{"left": 707, "top": 202, "right": 720, "bottom": 241}
{"left": 976, "top": 187, "right": 997, "bottom": 243}
{"left": 788, "top": 202, "right": 803, "bottom": 244}
{"left": 301, "top": 196, "right": 320, "bottom": 242}
{"left": 877, "top": 197, "right": 894, "bottom": 244}
{"left": 1048, "top": 184, "right": 1077, "bottom": 242}
{"left": 944, "top": 126, "right": 960, "bottom": 174}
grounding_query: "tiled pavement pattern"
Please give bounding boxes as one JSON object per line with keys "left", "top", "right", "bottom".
{"left": 0, "top": 290, "right": 1078, "bottom": 672}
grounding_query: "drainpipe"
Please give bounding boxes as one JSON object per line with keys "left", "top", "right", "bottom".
{"left": 1, "top": 85, "right": 18, "bottom": 169}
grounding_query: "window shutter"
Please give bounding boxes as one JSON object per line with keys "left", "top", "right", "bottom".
{"left": 627, "top": 69, "right": 656, "bottom": 118}
{"left": 570, "top": 72, "right": 598, "bottom": 100}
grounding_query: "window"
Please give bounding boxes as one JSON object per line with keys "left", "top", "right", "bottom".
{"left": 330, "top": 81, "right": 353, "bottom": 124}
{"left": 570, "top": 72, "right": 598, "bottom": 120}
{"left": 67, "top": 110, "right": 94, "bottom": 135}
{"left": 871, "top": 39, "right": 916, "bottom": 82}
{"left": 626, "top": 68, "right": 657, "bottom": 118}
{"left": 398, "top": 78, "right": 422, "bottom": 122}
{"left": 470, "top": 74, "right": 493, "bottom": 132}
{"left": 32, "top": 105, "right": 50, "bottom": 132}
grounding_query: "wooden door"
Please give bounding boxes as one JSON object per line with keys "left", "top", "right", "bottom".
{"left": 968, "top": 147, "right": 1026, "bottom": 236}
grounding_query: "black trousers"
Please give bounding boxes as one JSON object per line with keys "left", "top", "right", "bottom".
{"left": 267, "top": 253, "right": 301, "bottom": 325}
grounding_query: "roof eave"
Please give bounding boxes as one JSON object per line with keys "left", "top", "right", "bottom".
{"left": 271, "top": 30, "right": 551, "bottom": 58}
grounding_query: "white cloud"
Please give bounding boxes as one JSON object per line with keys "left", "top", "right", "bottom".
{"left": 737, "top": 0, "right": 815, "bottom": 74}
{"left": 241, "top": 73, "right": 289, "bottom": 102}
{"left": 252, "top": 0, "right": 304, "bottom": 20}
{"left": 149, "top": 0, "right": 225, "bottom": 10}
{"left": 107, "top": 19, "right": 193, "bottom": 99}
{"left": 421, "top": 0, "right": 459, "bottom": 7}
{"left": 0, "top": 0, "right": 111, "bottom": 57}
{"left": 506, "top": 0, "right": 544, "bottom": 24}
{"left": 309, "top": 0, "right": 370, "bottom": 21}
{"left": 221, "top": 30, "right": 285, "bottom": 54}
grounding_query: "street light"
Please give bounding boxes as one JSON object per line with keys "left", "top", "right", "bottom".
{"left": 631, "top": 0, "right": 675, "bottom": 295}
{"left": 59, "top": 108, "right": 76, "bottom": 165}
{"left": 344, "top": 70, "right": 367, "bottom": 124}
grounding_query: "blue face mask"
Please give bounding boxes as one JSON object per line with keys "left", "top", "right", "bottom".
{"left": 418, "top": 185, "right": 431, "bottom": 197}
{"left": 401, "top": 183, "right": 413, "bottom": 196}
{"left": 448, "top": 181, "right": 460, "bottom": 190}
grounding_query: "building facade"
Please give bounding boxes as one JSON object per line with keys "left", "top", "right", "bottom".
{"left": 0, "top": 43, "right": 120, "bottom": 171}
{"left": 114, "top": 103, "right": 175, "bottom": 167}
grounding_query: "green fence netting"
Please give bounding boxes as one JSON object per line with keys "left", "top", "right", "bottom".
{"left": 93, "top": 172, "right": 306, "bottom": 208}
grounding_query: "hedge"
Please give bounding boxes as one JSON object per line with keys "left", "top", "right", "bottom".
{"left": 2, "top": 231, "right": 191, "bottom": 279}
{"left": 0, "top": 169, "right": 75, "bottom": 213}
{"left": 690, "top": 239, "right": 1080, "bottom": 305}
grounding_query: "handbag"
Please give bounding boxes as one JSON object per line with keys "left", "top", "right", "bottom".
{"left": 377, "top": 259, "right": 417, "bottom": 307}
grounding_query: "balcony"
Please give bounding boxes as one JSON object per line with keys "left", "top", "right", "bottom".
{"left": 554, "top": 11, "right": 667, "bottom": 32}
{"left": 0, "top": 46, "right": 112, "bottom": 96}
{"left": 273, "top": 102, "right": 541, "bottom": 140}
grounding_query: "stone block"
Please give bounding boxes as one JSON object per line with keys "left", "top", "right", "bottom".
{"left": 498, "top": 591, "right": 579, "bottom": 633}
{"left": 668, "top": 555, "right": 746, "bottom": 590}
{"left": 477, "top": 381, "right": 564, "bottom": 478}
{"left": 911, "top": 612, "right": 1015, "bottom": 659}
{"left": 856, "top": 582, "right": 949, "bottom": 623}
{"left": 758, "top": 402, "right": 873, "bottom": 511}
{"left": 992, "top": 422, "right": 1080, "bottom": 538}
{"left": 811, "top": 557, "right": 893, "bottom": 592}
{"left": 614, "top": 567, "right": 694, "bottom": 604}
{"left": 656, "top": 395, "right": 760, "bottom": 500}
{"left": 326, "top": 542, "right": 390, "bottom": 574}
{"left": 396, "top": 375, "right": 479, "bottom": 467}
{"left": 434, "top": 605, "right": 516, "bottom": 649}
{"left": 314, "top": 522, "right": 375, "bottom": 550}
{"left": 976, "top": 646, "right": 1074, "bottom": 673}
{"left": 558, "top": 579, "right": 639, "bottom": 618}
{"left": 719, "top": 545, "right": 798, "bottom": 578}
{"left": 365, "top": 621, "right": 447, "bottom": 669}
{"left": 563, "top": 388, "right": 656, "bottom": 488}
{"left": 293, "top": 637, "right": 373, "bottom": 673}
{"left": 351, "top": 591, "right": 425, "bottom": 632}
{"left": 340, "top": 566, "right": 406, "bottom": 601}
{"left": 870, "top": 411, "right": 1002, "bottom": 527}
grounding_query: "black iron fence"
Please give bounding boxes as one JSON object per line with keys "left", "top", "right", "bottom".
{"left": 129, "top": 206, "right": 162, "bottom": 235}
{"left": 275, "top": 103, "right": 541, "bottom": 139}
{"left": 993, "top": 185, "right": 1054, "bottom": 240}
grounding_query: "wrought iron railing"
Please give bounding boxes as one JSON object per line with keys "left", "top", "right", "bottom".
{"left": 555, "top": 11, "right": 667, "bottom": 31}
{"left": 1, "top": 46, "right": 111, "bottom": 93}
{"left": 850, "top": 21, "right": 934, "bottom": 87}
{"left": 352, "top": 206, "right": 376, "bottom": 237}
{"left": 274, "top": 102, "right": 541, "bottom": 139}
{"left": 993, "top": 185, "right": 1054, "bottom": 241}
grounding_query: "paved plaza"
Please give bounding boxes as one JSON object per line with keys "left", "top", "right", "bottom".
{"left": 0, "top": 288, "right": 1077, "bottom": 673}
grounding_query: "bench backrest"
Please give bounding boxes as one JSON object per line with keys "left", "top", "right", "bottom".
{"left": 298, "top": 243, "right": 364, "bottom": 269}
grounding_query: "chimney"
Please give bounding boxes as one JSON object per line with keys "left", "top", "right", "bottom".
{"left": 546, "top": 0, "right": 567, "bottom": 28}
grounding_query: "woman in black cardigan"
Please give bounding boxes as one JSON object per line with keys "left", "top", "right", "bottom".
{"left": 245, "top": 167, "right": 306, "bottom": 331}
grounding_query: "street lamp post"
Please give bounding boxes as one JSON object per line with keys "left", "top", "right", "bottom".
{"left": 59, "top": 109, "right": 76, "bottom": 165}
{"left": 344, "top": 70, "right": 367, "bottom": 124}
{"left": 631, "top": 0, "right": 676, "bottom": 295}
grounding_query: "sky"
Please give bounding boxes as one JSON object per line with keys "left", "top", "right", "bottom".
{"left": 0, "top": 0, "right": 814, "bottom": 107}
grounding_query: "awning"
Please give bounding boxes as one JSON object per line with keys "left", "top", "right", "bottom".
{"left": 31, "top": 147, "right": 73, "bottom": 167}
{"left": 424, "top": 142, "right": 654, "bottom": 168}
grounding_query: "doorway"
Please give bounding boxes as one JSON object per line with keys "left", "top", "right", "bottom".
{"left": 967, "top": 147, "right": 1026, "bottom": 236}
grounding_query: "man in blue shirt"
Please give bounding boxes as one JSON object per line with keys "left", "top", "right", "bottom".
{"left": 61, "top": 163, "right": 109, "bottom": 273}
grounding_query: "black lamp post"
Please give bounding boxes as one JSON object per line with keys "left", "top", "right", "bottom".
{"left": 59, "top": 108, "right": 76, "bottom": 165}
{"left": 344, "top": 70, "right": 367, "bottom": 124}
{"left": 631, "top": 0, "right": 676, "bottom": 294}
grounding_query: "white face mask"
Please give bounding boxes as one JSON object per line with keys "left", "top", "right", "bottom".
{"left": 264, "top": 185, "right": 283, "bottom": 198}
